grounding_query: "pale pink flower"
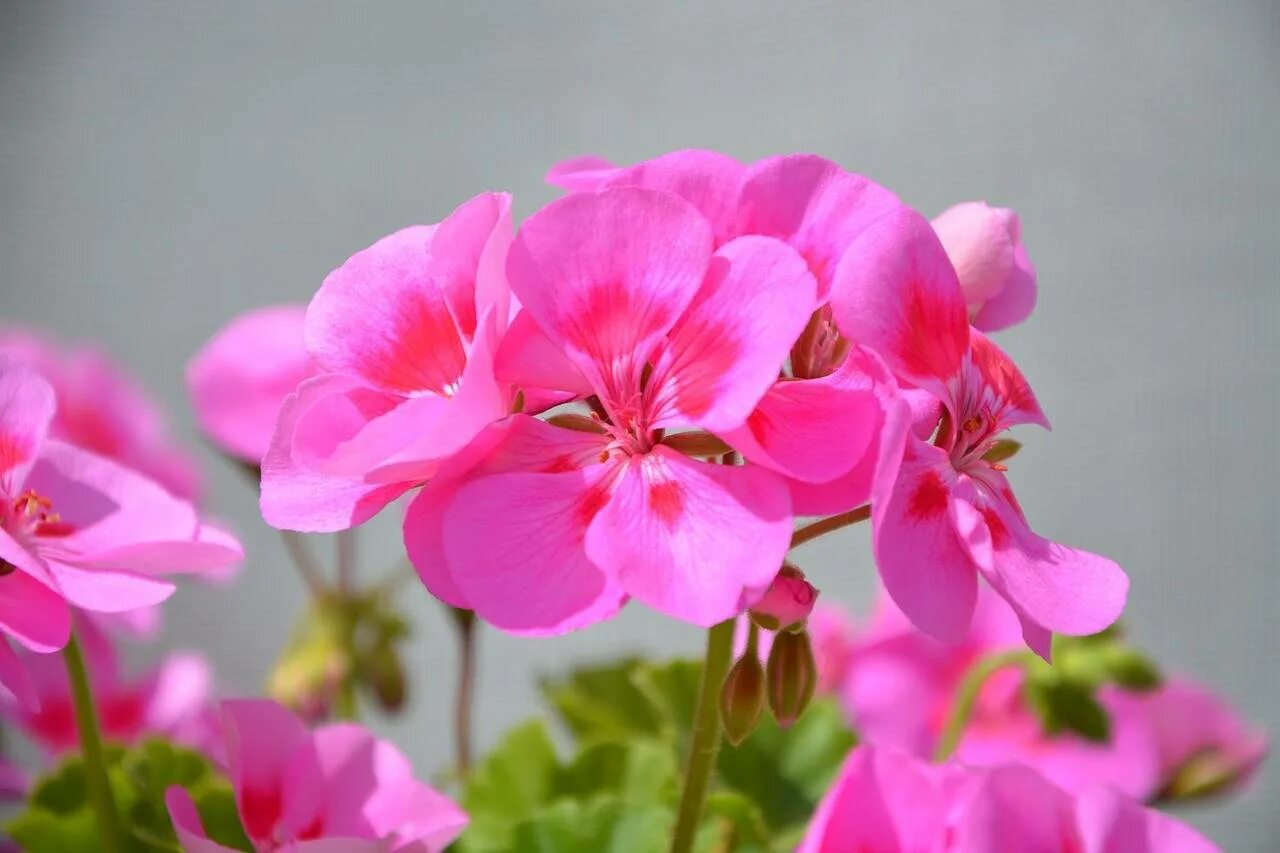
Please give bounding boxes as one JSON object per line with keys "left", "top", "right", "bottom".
{"left": 932, "top": 201, "right": 1037, "bottom": 331}
{"left": 409, "top": 186, "right": 818, "bottom": 630}
{"left": 188, "top": 306, "right": 315, "bottom": 463}
{"left": 165, "top": 699, "right": 467, "bottom": 852}
{"left": 259, "top": 192, "right": 517, "bottom": 533}
{"left": 749, "top": 566, "right": 818, "bottom": 630}
{"left": 829, "top": 207, "right": 1127, "bottom": 654}
{"left": 798, "top": 745, "right": 1218, "bottom": 852}
{"left": 0, "top": 360, "right": 242, "bottom": 707}
{"left": 0, "top": 328, "right": 201, "bottom": 502}
{"left": 1, "top": 618, "right": 214, "bottom": 756}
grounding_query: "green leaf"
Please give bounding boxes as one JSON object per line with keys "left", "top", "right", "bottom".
{"left": 459, "top": 720, "right": 562, "bottom": 851}
{"left": 540, "top": 659, "right": 665, "bottom": 743}
{"left": 510, "top": 797, "right": 672, "bottom": 853}
{"left": 699, "top": 790, "right": 775, "bottom": 852}
{"left": 1025, "top": 676, "right": 1112, "bottom": 742}
{"left": 1099, "top": 645, "right": 1162, "bottom": 691}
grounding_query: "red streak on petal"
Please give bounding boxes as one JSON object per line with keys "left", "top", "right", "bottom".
{"left": 969, "top": 333, "right": 1038, "bottom": 416}
{"left": 575, "top": 480, "right": 612, "bottom": 527}
{"left": 240, "top": 785, "right": 283, "bottom": 842}
{"left": 982, "top": 506, "right": 1010, "bottom": 549}
{"left": 898, "top": 278, "right": 967, "bottom": 381}
{"left": 0, "top": 432, "right": 29, "bottom": 477}
{"left": 906, "top": 470, "right": 949, "bottom": 520}
{"left": 648, "top": 479, "right": 684, "bottom": 528}
{"left": 363, "top": 291, "right": 465, "bottom": 396}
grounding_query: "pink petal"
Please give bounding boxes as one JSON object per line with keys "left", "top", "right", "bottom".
{"left": 1138, "top": 679, "right": 1269, "bottom": 786}
{"left": 549, "top": 149, "right": 746, "bottom": 245}
{"left": 727, "top": 348, "right": 882, "bottom": 484}
{"left": 0, "top": 639, "right": 38, "bottom": 710}
{"left": 1075, "top": 785, "right": 1219, "bottom": 853}
{"left": 948, "top": 764, "right": 1082, "bottom": 852}
{"left": 46, "top": 560, "right": 176, "bottom": 614}
{"left": 405, "top": 415, "right": 613, "bottom": 616}
{"left": 505, "top": 187, "right": 713, "bottom": 400}
{"left": 0, "top": 358, "right": 55, "bottom": 493}
{"left": 830, "top": 205, "right": 970, "bottom": 392}
{"left": 186, "top": 305, "right": 315, "bottom": 462}
{"left": 493, "top": 309, "right": 593, "bottom": 398}
{"left": 585, "top": 446, "right": 791, "bottom": 626}
{"left": 146, "top": 652, "right": 213, "bottom": 734}
{"left": 870, "top": 439, "right": 978, "bottom": 643}
{"left": 424, "top": 191, "right": 514, "bottom": 341}
{"left": 968, "top": 330, "right": 1049, "bottom": 430}
{"left": 441, "top": 433, "right": 626, "bottom": 635}
{"left": 798, "top": 747, "right": 948, "bottom": 852}
{"left": 649, "top": 236, "right": 815, "bottom": 432}
{"left": 164, "top": 787, "right": 240, "bottom": 853}
{"left": 972, "top": 240, "right": 1037, "bottom": 331}
{"left": 221, "top": 699, "right": 312, "bottom": 844}
{"left": 735, "top": 154, "right": 902, "bottom": 300}
{"left": 0, "top": 544, "right": 70, "bottom": 652}
{"left": 972, "top": 483, "right": 1128, "bottom": 640}
{"left": 931, "top": 203, "right": 1020, "bottom": 304}
{"left": 260, "top": 375, "right": 412, "bottom": 532}
{"left": 306, "top": 225, "right": 466, "bottom": 396}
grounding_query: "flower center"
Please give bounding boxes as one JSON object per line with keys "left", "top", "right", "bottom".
{"left": 6, "top": 489, "right": 71, "bottom": 540}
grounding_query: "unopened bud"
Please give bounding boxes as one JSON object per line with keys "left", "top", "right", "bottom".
{"left": 363, "top": 641, "right": 407, "bottom": 712}
{"left": 268, "top": 601, "right": 351, "bottom": 722}
{"left": 1160, "top": 749, "right": 1251, "bottom": 802}
{"left": 750, "top": 566, "right": 818, "bottom": 633}
{"left": 766, "top": 628, "right": 817, "bottom": 728}
{"left": 720, "top": 652, "right": 766, "bottom": 746}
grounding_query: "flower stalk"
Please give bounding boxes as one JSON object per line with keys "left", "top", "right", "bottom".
{"left": 670, "top": 618, "right": 735, "bottom": 853}
{"left": 790, "top": 504, "right": 870, "bottom": 549}
{"left": 451, "top": 606, "right": 478, "bottom": 780}
{"left": 63, "top": 633, "right": 125, "bottom": 853}
{"left": 934, "top": 648, "right": 1034, "bottom": 762}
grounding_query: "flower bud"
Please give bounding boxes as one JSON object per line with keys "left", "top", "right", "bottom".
{"left": 931, "top": 201, "right": 1036, "bottom": 332}
{"left": 268, "top": 601, "right": 351, "bottom": 722}
{"left": 363, "top": 639, "right": 408, "bottom": 712}
{"left": 720, "top": 652, "right": 766, "bottom": 746}
{"left": 766, "top": 628, "right": 817, "bottom": 728}
{"left": 749, "top": 565, "right": 818, "bottom": 633}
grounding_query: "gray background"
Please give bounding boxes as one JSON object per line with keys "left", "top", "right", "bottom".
{"left": 2, "top": 2, "right": 1277, "bottom": 848}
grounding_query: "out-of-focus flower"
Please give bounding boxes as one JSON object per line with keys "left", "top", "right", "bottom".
{"left": 165, "top": 699, "right": 467, "bottom": 852}
{"left": 187, "top": 306, "right": 315, "bottom": 464}
{"left": 411, "top": 186, "right": 817, "bottom": 631}
{"left": 0, "top": 328, "right": 201, "bottom": 502}
{"left": 798, "top": 745, "right": 1218, "bottom": 852}
{"left": 1, "top": 618, "right": 214, "bottom": 756}
{"left": 931, "top": 201, "right": 1037, "bottom": 332}
{"left": 829, "top": 208, "right": 1126, "bottom": 655}
{"left": 259, "top": 192, "right": 517, "bottom": 534}
{"left": 0, "top": 360, "right": 242, "bottom": 707}
{"left": 0, "top": 757, "right": 27, "bottom": 800}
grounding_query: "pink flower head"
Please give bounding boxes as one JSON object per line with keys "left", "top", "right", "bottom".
{"left": 411, "top": 186, "right": 821, "bottom": 630}
{"left": 829, "top": 207, "right": 1127, "bottom": 655}
{"left": 188, "top": 306, "right": 316, "bottom": 463}
{"left": 0, "top": 360, "right": 242, "bottom": 707}
{"left": 749, "top": 565, "right": 818, "bottom": 631}
{"left": 165, "top": 699, "right": 467, "bottom": 852}
{"left": 1, "top": 618, "right": 214, "bottom": 755}
{"left": 548, "top": 151, "right": 913, "bottom": 517}
{"left": 260, "top": 192, "right": 518, "bottom": 533}
{"left": 0, "top": 328, "right": 201, "bottom": 502}
{"left": 798, "top": 745, "right": 1218, "bottom": 852}
{"left": 931, "top": 201, "right": 1038, "bottom": 332}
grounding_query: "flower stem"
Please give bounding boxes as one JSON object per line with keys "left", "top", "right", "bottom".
{"left": 933, "top": 649, "right": 1033, "bottom": 762}
{"left": 670, "top": 618, "right": 735, "bottom": 853}
{"left": 336, "top": 528, "right": 357, "bottom": 595}
{"left": 450, "top": 607, "right": 478, "bottom": 780}
{"left": 280, "top": 530, "right": 327, "bottom": 597}
{"left": 790, "top": 505, "right": 870, "bottom": 549}
{"left": 64, "top": 634, "right": 125, "bottom": 853}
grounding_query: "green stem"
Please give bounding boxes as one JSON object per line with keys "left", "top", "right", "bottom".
{"left": 334, "top": 596, "right": 360, "bottom": 721}
{"left": 450, "top": 607, "right": 477, "bottom": 780}
{"left": 790, "top": 504, "right": 870, "bottom": 549}
{"left": 336, "top": 528, "right": 357, "bottom": 594}
{"left": 280, "top": 530, "right": 327, "bottom": 597}
{"left": 670, "top": 619, "right": 735, "bottom": 853}
{"left": 933, "top": 649, "right": 1033, "bottom": 762}
{"left": 64, "top": 634, "right": 125, "bottom": 853}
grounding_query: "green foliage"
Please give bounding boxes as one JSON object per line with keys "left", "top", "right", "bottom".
{"left": 457, "top": 656, "right": 856, "bottom": 852}
{"left": 6, "top": 738, "right": 250, "bottom": 853}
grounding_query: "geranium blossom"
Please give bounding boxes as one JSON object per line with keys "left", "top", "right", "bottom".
{"left": 0, "top": 360, "right": 242, "bottom": 707}
{"left": 188, "top": 306, "right": 315, "bottom": 464}
{"left": 259, "top": 192, "right": 517, "bottom": 533}
{"left": 1, "top": 618, "right": 214, "bottom": 756}
{"left": 828, "top": 207, "right": 1127, "bottom": 654}
{"left": 0, "top": 328, "right": 201, "bottom": 502}
{"left": 798, "top": 745, "right": 1217, "bottom": 852}
{"left": 931, "top": 201, "right": 1037, "bottom": 332}
{"left": 409, "top": 186, "right": 820, "bottom": 629}
{"left": 165, "top": 699, "right": 467, "bottom": 852}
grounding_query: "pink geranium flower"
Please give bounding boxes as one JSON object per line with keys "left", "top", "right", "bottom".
{"left": 0, "top": 360, "right": 242, "bottom": 707}
{"left": 408, "top": 186, "right": 820, "bottom": 630}
{"left": 828, "top": 207, "right": 1127, "bottom": 654}
{"left": 1, "top": 618, "right": 214, "bottom": 756}
{"left": 931, "top": 201, "right": 1038, "bottom": 332}
{"left": 259, "top": 192, "right": 517, "bottom": 533}
{"left": 165, "top": 699, "right": 467, "bottom": 852}
{"left": 798, "top": 745, "right": 1218, "bottom": 852}
{"left": 188, "top": 306, "right": 316, "bottom": 464}
{"left": 0, "top": 328, "right": 202, "bottom": 502}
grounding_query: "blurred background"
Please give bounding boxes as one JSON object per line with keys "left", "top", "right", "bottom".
{"left": 2, "top": 2, "right": 1277, "bottom": 847}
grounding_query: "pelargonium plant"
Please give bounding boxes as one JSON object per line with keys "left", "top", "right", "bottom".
{"left": 0, "top": 150, "right": 1265, "bottom": 852}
